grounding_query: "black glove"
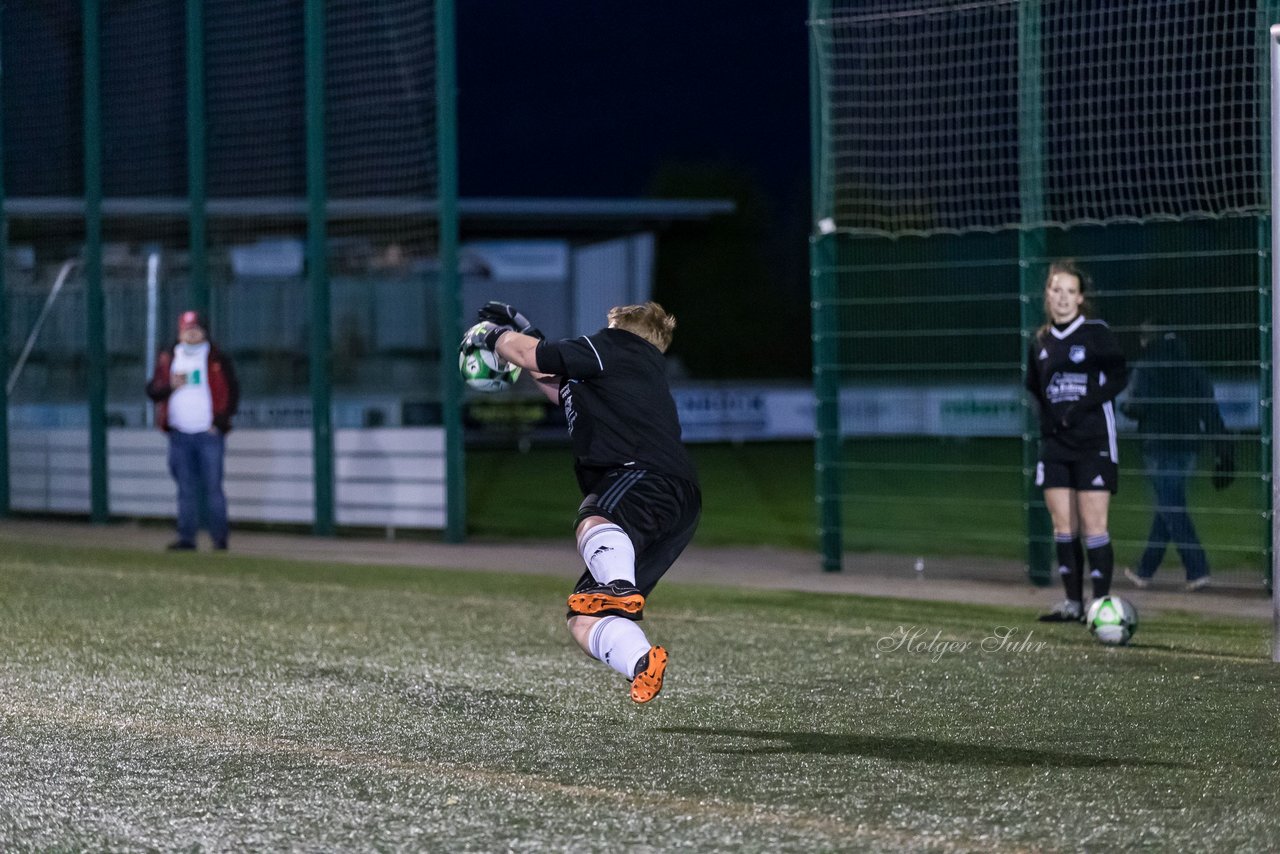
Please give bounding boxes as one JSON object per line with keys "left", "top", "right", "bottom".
{"left": 1059, "top": 404, "right": 1081, "bottom": 430}
{"left": 1212, "top": 439, "right": 1236, "bottom": 491}
{"left": 461, "top": 320, "right": 513, "bottom": 353}
{"left": 477, "top": 302, "right": 544, "bottom": 340}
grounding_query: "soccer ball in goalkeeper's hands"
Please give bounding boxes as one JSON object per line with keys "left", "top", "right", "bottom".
{"left": 1087, "top": 595, "right": 1138, "bottom": 646}
{"left": 459, "top": 323, "right": 521, "bottom": 392}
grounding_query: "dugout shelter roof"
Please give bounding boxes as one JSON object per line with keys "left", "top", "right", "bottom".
{"left": 3, "top": 196, "right": 736, "bottom": 239}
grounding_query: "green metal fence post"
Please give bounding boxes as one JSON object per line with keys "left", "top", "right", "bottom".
{"left": 1260, "top": 215, "right": 1272, "bottom": 591}
{"left": 0, "top": 0, "right": 9, "bottom": 518}
{"left": 1019, "top": 245, "right": 1052, "bottom": 586}
{"left": 84, "top": 0, "right": 108, "bottom": 523}
{"left": 304, "top": 0, "right": 333, "bottom": 535}
{"left": 1019, "top": 0, "right": 1052, "bottom": 585}
{"left": 1261, "top": 2, "right": 1280, "bottom": 594}
{"left": 809, "top": 0, "right": 842, "bottom": 571}
{"left": 436, "top": 0, "right": 465, "bottom": 542}
{"left": 812, "top": 233, "right": 842, "bottom": 572}
{"left": 186, "top": 0, "right": 208, "bottom": 314}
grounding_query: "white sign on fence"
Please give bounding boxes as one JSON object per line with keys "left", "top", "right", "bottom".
{"left": 671, "top": 381, "right": 1260, "bottom": 442}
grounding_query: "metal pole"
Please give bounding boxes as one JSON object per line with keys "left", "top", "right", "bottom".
{"left": 811, "top": 233, "right": 842, "bottom": 572}
{"left": 305, "top": 0, "right": 333, "bottom": 535}
{"left": 1269, "top": 23, "right": 1280, "bottom": 662}
{"left": 1019, "top": 0, "right": 1052, "bottom": 586}
{"left": 810, "top": 0, "right": 842, "bottom": 571}
{"left": 84, "top": 0, "right": 108, "bottom": 523}
{"left": 186, "top": 0, "right": 208, "bottom": 314}
{"left": 145, "top": 252, "right": 159, "bottom": 428}
{"left": 7, "top": 260, "right": 77, "bottom": 396}
{"left": 436, "top": 0, "right": 465, "bottom": 542}
{"left": 0, "top": 0, "right": 9, "bottom": 517}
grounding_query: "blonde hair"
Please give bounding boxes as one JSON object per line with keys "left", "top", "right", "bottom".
{"left": 608, "top": 302, "right": 676, "bottom": 352}
{"left": 1037, "top": 259, "right": 1095, "bottom": 342}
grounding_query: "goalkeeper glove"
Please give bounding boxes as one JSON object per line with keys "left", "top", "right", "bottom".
{"left": 477, "top": 302, "right": 544, "bottom": 340}
{"left": 462, "top": 320, "right": 514, "bottom": 353}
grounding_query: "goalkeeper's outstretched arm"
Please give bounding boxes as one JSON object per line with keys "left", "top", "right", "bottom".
{"left": 494, "top": 331, "right": 561, "bottom": 404}
{"left": 494, "top": 329, "right": 541, "bottom": 372}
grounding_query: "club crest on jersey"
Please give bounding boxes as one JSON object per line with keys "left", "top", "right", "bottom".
{"left": 1069, "top": 345, "right": 1086, "bottom": 363}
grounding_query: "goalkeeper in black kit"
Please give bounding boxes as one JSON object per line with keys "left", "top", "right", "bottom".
{"left": 465, "top": 301, "right": 701, "bottom": 703}
{"left": 1024, "top": 260, "right": 1129, "bottom": 623}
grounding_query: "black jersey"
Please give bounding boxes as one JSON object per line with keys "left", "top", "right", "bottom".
{"left": 1025, "top": 315, "right": 1129, "bottom": 460}
{"left": 535, "top": 328, "right": 699, "bottom": 493}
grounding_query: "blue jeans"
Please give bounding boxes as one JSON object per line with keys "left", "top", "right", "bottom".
{"left": 168, "top": 429, "right": 228, "bottom": 547}
{"left": 1136, "top": 448, "right": 1208, "bottom": 581}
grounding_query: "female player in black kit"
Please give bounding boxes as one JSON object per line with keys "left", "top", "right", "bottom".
{"left": 467, "top": 301, "right": 701, "bottom": 703}
{"left": 1024, "top": 260, "right": 1129, "bottom": 622}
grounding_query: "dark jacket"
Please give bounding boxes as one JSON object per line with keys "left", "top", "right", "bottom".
{"left": 145, "top": 342, "right": 240, "bottom": 433}
{"left": 1122, "top": 332, "right": 1225, "bottom": 454}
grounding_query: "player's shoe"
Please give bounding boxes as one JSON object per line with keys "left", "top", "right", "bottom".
{"left": 567, "top": 581, "right": 645, "bottom": 617}
{"left": 1038, "top": 599, "right": 1084, "bottom": 623}
{"left": 1185, "top": 575, "right": 1212, "bottom": 591}
{"left": 1123, "top": 568, "right": 1151, "bottom": 589}
{"left": 630, "top": 646, "right": 668, "bottom": 704}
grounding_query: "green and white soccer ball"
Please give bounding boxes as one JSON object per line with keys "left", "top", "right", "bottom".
{"left": 1087, "top": 595, "right": 1138, "bottom": 646}
{"left": 459, "top": 324, "right": 521, "bottom": 392}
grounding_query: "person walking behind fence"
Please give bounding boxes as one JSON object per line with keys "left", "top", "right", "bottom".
{"left": 464, "top": 300, "right": 701, "bottom": 704}
{"left": 1121, "top": 322, "right": 1234, "bottom": 591}
{"left": 146, "top": 310, "right": 240, "bottom": 551}
{"left": 1024, "top": 260, "right": 1129, "bottom": 623}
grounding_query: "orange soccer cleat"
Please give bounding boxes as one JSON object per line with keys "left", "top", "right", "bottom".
{"left": 630, "top": 646, "right": 668, "bottom": 704}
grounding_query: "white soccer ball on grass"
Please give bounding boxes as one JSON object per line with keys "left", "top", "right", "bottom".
{"left": 1087, "top": 595, "right": 1138, "bottom": 646}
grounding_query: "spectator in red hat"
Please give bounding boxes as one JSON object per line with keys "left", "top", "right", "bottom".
{"left": 145, "top": 310, "right": 239, "bottom": 550}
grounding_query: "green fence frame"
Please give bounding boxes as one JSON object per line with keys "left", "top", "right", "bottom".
{"left": 436, "top": 0, "right": 465, "bottom": 543}
{"left": 809, "top": 1, "right": 1275, "bottom": 580}
{"left": 0, "top": 0, "right": 461, "bottom": 536}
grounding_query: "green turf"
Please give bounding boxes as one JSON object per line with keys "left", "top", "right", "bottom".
{"left": 471, "top": 438, "right": 1268, "bottom": 571}
{"left": 1, "top": 541, "right": 1276, "bottom": 851}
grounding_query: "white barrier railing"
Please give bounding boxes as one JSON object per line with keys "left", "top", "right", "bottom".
{"left": 10, "top": 427, "right": 446, "bottom": 529}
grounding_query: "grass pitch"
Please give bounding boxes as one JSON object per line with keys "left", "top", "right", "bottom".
{"left": 0, "top": 541, "right": 1276, "bottom": 852}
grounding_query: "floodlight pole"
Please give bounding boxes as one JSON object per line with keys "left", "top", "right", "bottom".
{"left": 1269, "top": 24, "right": 1280, "bottom": 662}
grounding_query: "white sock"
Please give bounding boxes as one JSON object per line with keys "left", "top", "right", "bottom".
{"left": 578, "top": 523, "right": 636, "bottom": 586}
{"left": 587, "top": 616, "right": 651, "bottom": 679}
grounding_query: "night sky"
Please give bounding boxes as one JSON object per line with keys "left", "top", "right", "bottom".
{"left": 456, "top": 3, "right": 810, "bottom": 206}
{"left": 456, "top": 3, "right": 813, "bottom": 377}
{"left": 2, "top": 2, "right": 812, "bottom": 220}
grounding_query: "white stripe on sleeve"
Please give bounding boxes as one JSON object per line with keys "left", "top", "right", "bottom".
{"left": 582, "top": 336, "right": 604, "bottom": 371}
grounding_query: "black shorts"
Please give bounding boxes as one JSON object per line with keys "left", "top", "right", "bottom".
{"left": 571, "top": 468, "right": 702, "bottom": 607}
{"left": 1036, "top": 455, "right": 1118, "bottom": 493}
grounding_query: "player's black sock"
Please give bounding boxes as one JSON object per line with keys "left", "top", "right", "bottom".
{"left": 1055, "top": 532, "right": 1083, "bottom": 605}
{"left": 1086, "top": 532, "right": 1114, "bottom": 598}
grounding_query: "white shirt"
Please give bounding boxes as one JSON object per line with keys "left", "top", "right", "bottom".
{"left": 168, "top": 342, "right": 213, "bottom": 434}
